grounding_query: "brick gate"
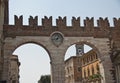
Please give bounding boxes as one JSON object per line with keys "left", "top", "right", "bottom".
{"left": 1, "top": 0, "right": 120, "bottom": 83}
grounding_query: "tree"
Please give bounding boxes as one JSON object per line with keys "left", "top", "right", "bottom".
{"left": 38, "top": 75, "right": 51, "bottom": 83}
{"left": 87, "top": 73, "right": 103, "bottom": 82}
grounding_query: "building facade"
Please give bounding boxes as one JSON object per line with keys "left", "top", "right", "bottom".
{"left": 81, "top": 50, "right": 101, "bottom": 83}
{"left": 111, "top": 50, "right": 120, "bottom": 83}
{"left": 8, "top": 55, "right": 20, "bottom": 83}
{"left": 65, "top": 45, "right": 102, "bottom": 83}
{"left": 65, "top": 56, "right": 82, "bottom": 83}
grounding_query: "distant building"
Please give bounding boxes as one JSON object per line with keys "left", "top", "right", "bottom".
{"left": 65, "top": 56, "right": 82, "bottom": 83}
{"left": 75, "top": 44, "right": 84, "bottom": 56}
{"left": 65, "top": 44, "right": 84, "bottom": 83}
{"left": 8, "top": 55, "right": 20, "bottom": 83}
{"left": 111, "top": 50, "right": 120, "bottom": 83}
{"left": 65, "top": 44, "right": 102, "bottom": 83}
{"left": 81, "top": 50, "right": 101, "bottom": 83}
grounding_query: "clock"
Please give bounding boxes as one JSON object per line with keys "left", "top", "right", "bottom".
{"left": 51, "top": 32, "right": 64, "bottom": 47}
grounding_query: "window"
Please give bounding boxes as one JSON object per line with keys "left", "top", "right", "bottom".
{"left": 91, "top": 55, "right": 93, "bottom": 61}
{"left": 84, "top": 69, "right": 86, "bottom": 78}
{"left": 82, "top": 58, "right": 85, "bottom": 65}
{"left": 88, "top": 56, "right": 90, "bottom": 63}
{"left": 87, "top": 57, "right": 89, "bottom": 63}
{"left": 92, "top": 65, "right": 94, "bottom": 75}
{"left": 95, "top": 54, "right": 97, "bottom": 59}
{"left": 87, "top": 67, "right": 90, "bottom": 76}
{"left": 78, "top": 67, "right": 81, "bottom": 72}
{"left": 96, "top": 63, "right": 100, "bottom": 73}
{"left": 67, "top": 68, "right": 69, "bottom": 74}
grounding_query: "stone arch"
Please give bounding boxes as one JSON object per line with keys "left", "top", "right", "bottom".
{"left": 2, "top": 37, "right": 54, "bottom": 82}
{"left": 64, "top": 40, "right": 101, "bottom": 59}
{"left": 64, "top": 39, "right": 106, "bottom": 83}
{"left": 12, "top": 42, "right": 51, "bottom": 83}
{"left": 4, "top": 36, "right": 53, "bottom": 62}
{"left": 12, "top": 41, "right": 52, "bottom": 61}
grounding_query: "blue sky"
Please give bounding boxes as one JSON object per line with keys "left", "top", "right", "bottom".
{"left": 10, "top": 0, "right": 120, "bottom": 83}
{"left": 9, "top": 0, "right": 120, "bottom": 25}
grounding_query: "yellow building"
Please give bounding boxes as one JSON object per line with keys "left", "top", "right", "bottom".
{"left": 81, "top": 50, "right": 101, "bottom": 83}
{"left": 65, "top": 47, "right": 102, "bottom": 83}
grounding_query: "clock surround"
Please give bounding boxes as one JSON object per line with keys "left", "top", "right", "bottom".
{"left": 50, "top": 32, "right": 64, "bottom": 47}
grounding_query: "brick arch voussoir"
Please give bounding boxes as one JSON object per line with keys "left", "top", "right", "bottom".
{"left": 64, "top": 40, "right": 101, "bottom": 60}
{"left": 12, "top": 40, "right": 52, "bottom": 61}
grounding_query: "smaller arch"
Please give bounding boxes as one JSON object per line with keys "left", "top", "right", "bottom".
{"left": 64, "top": 40, "right": 106, "bottom": 83}
{"left": 64, "top": 41, "right": 101, "bottom": 60}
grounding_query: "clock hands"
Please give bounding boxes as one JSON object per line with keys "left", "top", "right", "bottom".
{"left": 51, "top": 32, "right": 64, "bottom": 47}
{"left": 54, "top": 35, "right": 60, "bottom": 41}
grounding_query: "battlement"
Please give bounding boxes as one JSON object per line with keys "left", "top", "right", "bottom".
{"left": 3, "top": 15, "right": 120, "bottom": 38}
{"left": 12, "top": 15, "right": 120, "bottom": 28}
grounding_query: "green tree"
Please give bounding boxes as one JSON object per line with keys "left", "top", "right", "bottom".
{"left": 87, "top": 73, "right": 103, "bottom": 82}
{"left": 38, "top": 75, "right": 51, "bottom": 83}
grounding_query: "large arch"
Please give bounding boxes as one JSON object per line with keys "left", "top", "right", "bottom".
{"left": 12, "top": 41, "right": 51, "bottom": 60}
{"left": 2, "top": 36, "right": 55, "bottom": 83}
{"left": 12, "top": 43, "right": 51, "bottom": 83}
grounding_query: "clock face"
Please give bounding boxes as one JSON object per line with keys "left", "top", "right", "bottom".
{"left": 51, "top": 33, "right": 64, "bottom": 47}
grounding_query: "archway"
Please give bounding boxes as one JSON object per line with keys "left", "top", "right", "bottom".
{"left": 65, "top": 44, "right": 92, "bottom": 60}
{"left": 64, "top": 42, "right": 104, "bottom": 83}
{"left": 12, "top": 43, "right": 51, "bottom": 83}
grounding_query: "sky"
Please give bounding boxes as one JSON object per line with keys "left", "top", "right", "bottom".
{"left": 9, "top": 0, "right": 120, "bottom": 83}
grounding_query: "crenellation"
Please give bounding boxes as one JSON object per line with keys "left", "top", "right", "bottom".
{"left": 5, "top": 15, "right": 120, "bottom": 38}
{"left": 82, "top": 17, "right": 94, "bottom": 34}
{"left": 42, "top": 16, "right": 52, "bottom": 28}
{"left": 12, "top": 15, "right": 120, "bottom": 29}
{"left": 3, "top": 15, "right": 120, "bottom": 38}
{"left": 84, "top": 17, "right": 94, "bottom": 28}
{"left": 14, "top": 15, "right": 23, "bottom": 26}
{"left": 97, "top": 17, "right": 110, "bottom": 29}
{"left": 29, "top": 16, "right": 38, "bottom": 27}
{"left": 72, "top": 17, "right": 80, "bottom": 28}
{"left": 113, "top": 18, "right": 120, "bottom": 28}
{"left": 56, "top": 16, "right": 66, "bottom": 28}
